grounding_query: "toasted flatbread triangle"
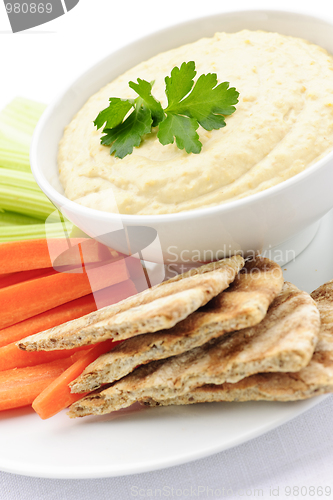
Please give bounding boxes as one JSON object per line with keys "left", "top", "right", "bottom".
{"left": 68, "top": 280, "right": 320, "bottom": 417}
{"left": 18, "top": 255, "right": 244, "bottom": 351}
{"left": 143, "top": 280, "right": 333, "bottom": 406}
{"left": 70, "top": 257, "right": 284, "bottom": 393}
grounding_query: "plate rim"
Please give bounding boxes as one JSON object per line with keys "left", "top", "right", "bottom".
{"left": 0, "top": 395, "right": 328, "bottom": 479}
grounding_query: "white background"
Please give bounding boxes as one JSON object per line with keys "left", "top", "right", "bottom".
{"left": 1, "top": 0, "right": 333, "bottom": 498}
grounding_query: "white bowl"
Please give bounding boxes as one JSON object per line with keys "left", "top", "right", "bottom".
{"left": 31, "top": 10, "right": 333, "bottom": 265}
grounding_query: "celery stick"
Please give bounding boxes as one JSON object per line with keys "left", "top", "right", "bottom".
{"left": 0, "top": 97, "right": 46, "bottom": 149}
{"left": 0, "top": 136, "right": 30, "bottom": 154}
{"left": 0, "top": 97, "right": 77, "bottom": 242}
{"left": 0, "top": 185, "right": 55, "bottom": 220}
{"left": 0, "top": 168, "right": 42, "bottom": 192}
{"left": 0, "top": 148, "right": 30, "bottom": 172}
{"left": 3, "top": 97, "right": 46, "bottom": 126}
{"left": 0, "top": 221, "right": 73, "bottom": 242}
{"left": 0, "top": 168, "right": 57, "bottom": 221}
{"left": 0, "top": 211, "right": 41, "bottom": 226}
{"left": 0, "top": 102, "right": 55, "bottom": 221}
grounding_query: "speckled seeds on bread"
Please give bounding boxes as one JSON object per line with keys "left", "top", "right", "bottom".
{"left": 18, "top": 256, "right": 244, "bottom": 352}
{"left": 143, "top": 280, "right": 333, "bottom": 406}
{"left": 68, "top": 281, "right": 320, "bottom": 417}
{"left": 70, "top": 256, "right": 284, "bottom": 393}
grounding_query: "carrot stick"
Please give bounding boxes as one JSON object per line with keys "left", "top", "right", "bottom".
{"left": 0, "top": 279, "right": 137, "bottom": 347}
{"left": 0, "top": 357, "right": 75, "bottom": 412}
{"left": 0, "top": 238, "right": 113, "bottom": 274}
{"left": 0, "top": 257, "right": 130, "bottom": 329}
{"left": 0, "top": 257, "right": 131, "bottom": 291}
{"left": 32, "top": 340, "right": 119, "bottom": 419}
{"left": 0, "top": 342, "right": 92, "bottom": 372}
{"left": 0, "top": 268, "right": 57, "bottom": 290}
{"left": 0, "top": 293, "right": 96, "bottom": 347}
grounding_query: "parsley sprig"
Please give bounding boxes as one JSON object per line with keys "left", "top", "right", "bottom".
{"left": 94, "top": 61, "right": 239, "bottom": 159}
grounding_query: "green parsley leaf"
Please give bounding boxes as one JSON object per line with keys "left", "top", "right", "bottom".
{"left": 158, "top": 114, "right": 201, "bottom": 154}
{"left": 94, "top": 61, "right": 239, "bottom": 158}
{"left": 101, "top": 99, "right": 152, "bottom": 159}
{"left": 164, "top": 61, "right": 196, "bottom": 108}
{"left": 95, "top": 80, "right": 164, "bottom": 158}
{"left": 167, "top": 73, "right": 239, "bottom": 130}
{"left": 158, "top": 62, "right": 239, "bottom": 152}
{"left": 94, "top": 98, "right": 134, "bottom": 130}
{"left": 157, "top": 61, "right": 239, "bottom": 153}
{"left": 128, "top": 78, "right": 164, "bottom": 126}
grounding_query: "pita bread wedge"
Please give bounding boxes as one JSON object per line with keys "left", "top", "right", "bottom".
{"left": 142, "top": 280, "right": 333, "bottom": 406}
{"left": 68, "top": 281, "right": 320, "bottom": 417}
{"left": 70, "top": 257, "right": 284, "bottom": 393}
{"left": 18, "top": 255, "right": 244, "bottom": 352}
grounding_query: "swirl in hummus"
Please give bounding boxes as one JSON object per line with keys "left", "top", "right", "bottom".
{"left": 58, "top": 30, "right": 333, "bottom": 215}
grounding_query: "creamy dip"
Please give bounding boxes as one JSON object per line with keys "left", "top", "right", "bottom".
{"left": 58, "top": 30, "right": 333, "bottom": 215}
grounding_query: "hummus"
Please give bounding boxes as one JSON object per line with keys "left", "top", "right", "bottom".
{"left": 58, "top": 30, "right": 333, "bottom": 215}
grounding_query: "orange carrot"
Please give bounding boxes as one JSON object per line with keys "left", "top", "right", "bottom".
{"left": 0, "top": 257, "right": 130, "bottom": 329}
{"left": 0, "top": 293, "right": 97, "bottom": 347}
{"left": 32, "top": 340, "right": 119, "bottom": 419}
{"left": 0, "top": 357, "right": 75, "bottom": 412}
{"left": 0, "top": 342, "right": 92, "bottom": 372}
{"left": 0, "top": 279, "right": 137, "bottom": 347}
{"left": 0, "top": 238, "right": 113, "bottom": 274}
{"left": 0, "top": 268, "right": 57, "bottom": 290}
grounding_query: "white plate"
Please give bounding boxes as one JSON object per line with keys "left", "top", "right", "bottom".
{"left": 0, "top": 210, "right": 333, "bottom": 479}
